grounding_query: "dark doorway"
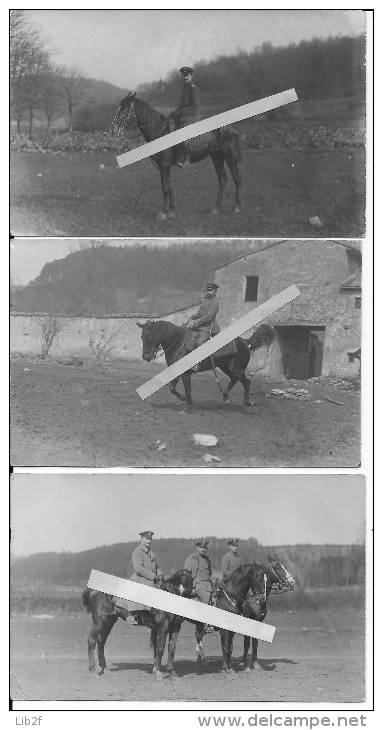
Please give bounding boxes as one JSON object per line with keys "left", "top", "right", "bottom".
{"left": 273, "top": 326, "right": 325, "bottom": 379}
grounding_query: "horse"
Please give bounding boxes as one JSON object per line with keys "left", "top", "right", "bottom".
{"left": 110, "top": 92, "right": 242, "bottom": 219}
{"left": 240, "top": 554, "right": 295, "bottom": 671}
{"left": 137, "top": 319, "right": 260, "bottom": 407}
{"left": 194, "top": 557, "right": 295, "bottom": 674}
{"left": 82, "top": 569, "right": 193, "bottom": 680}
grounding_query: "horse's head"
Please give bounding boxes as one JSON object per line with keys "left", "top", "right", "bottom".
{"left": 136, "top": 320, "right": 159, "bottom": 362}
{"left": 267, "top": 554, "right": 295, "bottom": 592}
{"left": 164, "top": 569, "right": 193, "bottom": 598}
{"left": 110, "top": 92, "right": 137, "bottom": 136}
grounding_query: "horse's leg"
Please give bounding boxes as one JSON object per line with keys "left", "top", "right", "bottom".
{"left": 210, "top": 152, "right": 227, "bottom": 214}
{"left": 216, "top": 361, "right": 238, "bottom": 404}
{"left": 231, "top": 366, "right": 253, "bottom": 406}
{"left": 87, "top": 621, "right": 99, "bottom": 673}
{"left": 252, "top": 637, "right": 262, "bottom": 670}
{"left": 227, "top": 632, "right": 235, "bottom": 672}
{"left": 158, "top": 166, "right": 171, "bottom": 219}
{"left": 153, "top": 619, "right": 168, "bottom": 680}
{"left": 169, "top": 376, "right": 188, "bottom": 402}
{"left": 195, "top": 624, "right": 206, "bottom": 670}
{"left": 242, "top": 635, "right": 251, "bottom": 670}
{"left": 220, "top": 630, "right": 231, "bottom": 673}
{"left": 168, "top": 170, "right": 176, "bottom": 217}
{"left": 225, "top": 154, "right": 242, "bottom": 213}
{"left": 181, "top": 371, "right": 192, "bottom": 408}
{"left": 97, "top": 614, "right": 118, "bottom": 674}
{"left": 166, "top": 620, "right": 181, "bottom": 677}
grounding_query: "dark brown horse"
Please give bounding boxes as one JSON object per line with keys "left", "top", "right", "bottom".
{"left": 111, "top": 92, "right": 242, "bottom": 218}
{"left": 195, "top": 558, "right": 295, "bottom": 674}
{"left": 82, "top": 569, "right": 193, "bottom": 680}
{"left": 137, "top": 319, "right": 257, "bottom": 407}
{"left": 241, "top": 555, "right": 295, "bottom": 671}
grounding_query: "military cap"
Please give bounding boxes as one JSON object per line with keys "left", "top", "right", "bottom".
{"left": 139, "top": 530, "right": 154, "bottom": 538}
{"left": 180, "top": 66, "right": 194, "bottom": 75}
{"left": 196, "top": 538, "right": 209, "bottom": 547}
{"left": 206, "top": 281, "right": 219, "bottom": 291}
{"left": 228, "top": 538, "right": 239, "bottom": 546}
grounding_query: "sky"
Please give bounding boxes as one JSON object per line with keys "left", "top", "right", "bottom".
{"left": 24, "top": 10, "right": 366, "bottom": 90}
{"left": 11, "top": 474, "right": 365, "bottom": 557}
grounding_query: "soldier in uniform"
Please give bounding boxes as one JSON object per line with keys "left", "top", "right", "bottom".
{"left": 114, "top": 530, "right": 163, "bottom": 624}
{"left": 188, "top": 281, "right": 220, "bottom": 372}
{"left": 184, "top": 538, "right": 214, "bottom": 632}
{"left": 170, "top": 66, "right": 200, "bottom": 169}
{"left": 221, "top": 538, "right": 243, "bottom": 582}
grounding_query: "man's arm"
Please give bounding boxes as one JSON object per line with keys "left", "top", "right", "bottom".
{"left": 221, "top": 554, "right": 230, "bottom": 580}
{"left": 184, "top": 555, "right": 198, "bottom": 584}
{"left": 132, "top": 550, "right": 157, "bottom": 581}
{"left": 194, "top": 299, "right": 219, "bottom": 326}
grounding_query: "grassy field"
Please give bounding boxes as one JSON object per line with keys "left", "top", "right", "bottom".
{"left": 11, "top": 145, "right": 364, "bottom": 237}
{"left": 10, "top": 581, "right": 364, "bottom": 616}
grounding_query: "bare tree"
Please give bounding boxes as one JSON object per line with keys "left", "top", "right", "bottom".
{"left": 57, "top": 65, "right": 89, "bottom": 132}
{"left": 89, "top": 325, "right": 123, "bottom": 365}
{"left": 38, "top": 315, "right": 67, "bottom": 359}
{"left": 10, "top": 10, "right": 50, "bottom": 138}
{"left": 39, "top": 66, "right": 63, "bottom": 133}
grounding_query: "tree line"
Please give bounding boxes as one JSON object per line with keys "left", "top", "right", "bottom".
{"left": 12, "top": 539, "right": 365, "bottom": 589}
{"left": 138, "top": 35, "right": 365, "bottom": 110}
{"left": 11, "top": 240, "right": 261, "bottom": 316}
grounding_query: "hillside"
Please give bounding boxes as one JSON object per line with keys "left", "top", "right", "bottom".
{"left": 11, "top": 540, "right": 365, "bottom": 589}
{"left": 11, "top": 240, "right": 262, "bottom": 316}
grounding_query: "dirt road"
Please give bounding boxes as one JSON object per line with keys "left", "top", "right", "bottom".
{"left": 10, "top": 609, "right": 364, "bottom": 703}
{"left": 11, "top": 358, "right": 360, "bottom": 468}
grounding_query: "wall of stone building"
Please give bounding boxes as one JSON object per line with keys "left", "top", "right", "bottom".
{"left": 215, "top": 240, "right": 361, "bottom": 377}
{"left": 10, "top": 306, "right": 197, "bottom": 361}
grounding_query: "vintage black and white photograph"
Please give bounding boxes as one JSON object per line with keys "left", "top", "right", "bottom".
{"left": 11, "top": 238, "right": 361, "bottom": 468}
{"left": 10, "top": 9, "right": 365, "bottom": 238}
{"left": 10, "top": 474, "right": 366, "bottom": 703}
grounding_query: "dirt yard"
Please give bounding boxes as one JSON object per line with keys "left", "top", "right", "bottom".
{"left": 10, "top": 357, "right": 360, "bottom": 467}
{"left": 10, "top": 147, "right": 364, "bottom": 238}
{"left": 10, "top": 609, "right": 365, "bottom": 703}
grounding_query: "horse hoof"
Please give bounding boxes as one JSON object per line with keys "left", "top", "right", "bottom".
{"left": 245, "top": 401, "right": 254, "bottom": 407}
{"left": 244, "top": 666, "right": 252, "bottom": 673}
{"left": 234, "top": 206, "right": 241, "bottom": 214}
{"left": 167, "top": 210, "right": 175, "bottom": 219}
{"left": 153, "top": 669, "right": 166, "bottom": 681}
{"left": 211, "top": 207, "right": 219, "bottom": 216}
{"left": 157, "top": 212, "right": 167, "bottom": 222}
{"left": 223, "top": 397, "right": 230, "bottom": 405}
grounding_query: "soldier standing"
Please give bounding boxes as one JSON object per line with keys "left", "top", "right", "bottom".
{"left": 221, "top": 538, "right": 243, "bottom": 582}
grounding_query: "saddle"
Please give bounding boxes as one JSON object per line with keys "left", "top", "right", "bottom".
{"left": 182, "top": 328, "right": 237, "bottom": 358}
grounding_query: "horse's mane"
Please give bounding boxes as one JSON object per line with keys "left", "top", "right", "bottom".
{"left": 163, "top": 569, "right": 193, "bottom": 596}
{"left": 152, "top": 320, "right": 184, "bottom": 340}
{"left": 133, "top": 97, "right": 167, "bottom": 139}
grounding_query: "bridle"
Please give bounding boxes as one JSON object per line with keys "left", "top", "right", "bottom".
{"left": 268, "top": 562, "right": 295, "bottom": 594}
{"left": 142, "top": 327, "right": 187, "bottom": 363}
{"left": 111, "top": 96, "right": 171, "bottom": 139}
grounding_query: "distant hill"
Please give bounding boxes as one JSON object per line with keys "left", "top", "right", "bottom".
{"left": 11, "top": 240, "right": 262, "bottom": 316}
{"left": 11, "top": 539, "right": 365, "bottom": 589}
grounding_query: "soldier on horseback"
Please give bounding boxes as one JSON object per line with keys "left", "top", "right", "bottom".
{"left": 113, "top": 530, "right": 164, "bottom": 625}
{"left": 184, "top": 538, "right": 214, "bottom": 632}
{"left": 221, "top": 538, "right": 243, "bottom": 581}
{"left": 188, "top": 281, "right": 220, "bottom": 372}
{"left": 169, "top": 66, "right": 200, "bottom": 169}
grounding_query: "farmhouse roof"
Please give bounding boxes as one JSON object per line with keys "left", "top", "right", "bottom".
{"left": 340, "top": 270, "right": 362, "bottom": 289}
{"left": 212, "top": 240, "right": 362, "bottom": 271}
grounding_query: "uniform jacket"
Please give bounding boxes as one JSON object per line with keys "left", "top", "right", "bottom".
{"left": 184, "top": 551, "right": 212, "bottom": 590}
{"left": 176, "top": 83, "right": 199, "bottom": 124}
{"left": 130, "top": 544, "right": 160, "bottom": 586}
{"left": 221, "top": 552, "right": 243, "bottom": 581}
{"left": 191, "top": 296, "right": 220, "bottom": 334}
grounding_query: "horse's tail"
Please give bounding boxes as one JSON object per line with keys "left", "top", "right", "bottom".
{"left": 246, "top": 324, "right": 274, "bottom": 353}
{"left": 82, "top": 587, "right": 93, "bottom": 612}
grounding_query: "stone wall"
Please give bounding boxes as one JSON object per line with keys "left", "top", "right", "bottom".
{"left": 10, "top": 306, "right": 196, "bottom": 361}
